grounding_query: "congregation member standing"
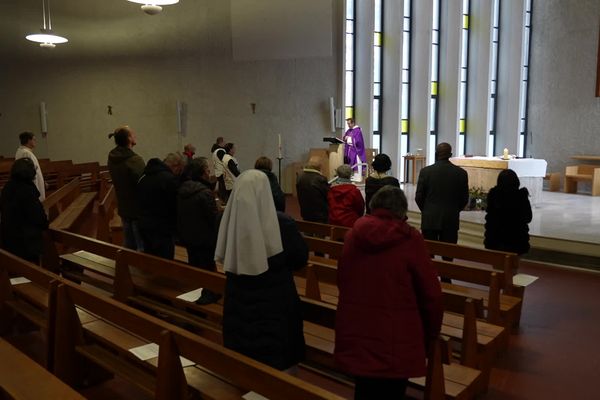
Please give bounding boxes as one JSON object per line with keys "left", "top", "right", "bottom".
{"left": 137, "top": 153, "right": 186, "bottom": 259}
{"left": 327, "top": 164, "right": 364, "bottom": 227}
{"left": 484, "top": 169, "right": 533, "bottom": 255}
{"left": 210, "top": 136, "right": 224, "bottom": 153}
{"left": 255, "top": 156, "right": 286, "bottom": 212}
{"left": 0, "top": 158, "right": 49, "bottom": 264}
{"left": 221, "top": 143, "right": 241, "bottom": 203}
{"left": 365, "top": 153, "right": 400, "bottom": 214}
{"left": 216, "top": 170, "right": 307, "bottom": 371}
{"left": 343, "top": 117, "right": 366, "bottom": 175}
{"left": 335, "top": 186, "right": 443, "bottom": 400}
{"left": 15, "top": 131, "right": 45, "bottom": 201}
{"left": 177, "top": 157, "right": 219, "bottom": 270}
{"left": 415, "top": 142, "right": 468, "bottom": 245}
{"left": 296, "top": 157, "right": 330, "bottom": 223}
{"left": 182, "top": 143, "right": 196, "bottom": 163}
{"left": 107, "top": 126, "right": 145, "bottom": 251}
{"left": 212, "top": 140, "right": 227, "bottom": 202}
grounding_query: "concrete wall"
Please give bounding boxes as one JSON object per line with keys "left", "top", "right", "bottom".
{"left": 528, "top": 0, "right": 600, "bottom": 174}
{"left": 0, "top": 0, "right": 342, "bottom": 193}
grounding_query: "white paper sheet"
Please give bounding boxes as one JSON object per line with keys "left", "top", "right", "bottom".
{"left": 513, "top": 273, "right": 539, "bottom": 287}
{"left": 176, "top": 288, "right": 204, "bottom": 302}
{"left": 243, "top": 392, "right": 270, "bottom": 400}
{"left": 129, "top": 343, "right": 159, "bottom": 361}
{"left": 129, "top": 343, "right": 196, "bottom": 367}
{"left": 10, "top": 277, "right": 32, "bottom": 286}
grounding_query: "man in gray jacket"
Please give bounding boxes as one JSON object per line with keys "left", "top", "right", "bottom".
{"left": 415, "top": 142, "right": 468, "bottom": 245}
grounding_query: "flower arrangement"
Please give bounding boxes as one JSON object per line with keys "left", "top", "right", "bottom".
{"left": 467, "top": 186, "right": 487, "bottom": 211}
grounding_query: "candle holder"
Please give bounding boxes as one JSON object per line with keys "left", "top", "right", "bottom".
{"left": 276, "top": 157, "right": 283, "bottom": 184}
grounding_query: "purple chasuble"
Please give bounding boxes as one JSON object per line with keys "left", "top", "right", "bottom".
{"left": 343, "top": 126, "right": 366, "bottom": 171}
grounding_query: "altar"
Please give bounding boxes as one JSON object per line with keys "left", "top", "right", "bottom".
{"left": 450, "top": 156, "right": 547, "bottom": 205}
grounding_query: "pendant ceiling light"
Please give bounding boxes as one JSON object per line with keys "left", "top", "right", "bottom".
{"left": 128, "top": 0, "right": 179, "bottom": 15}
{"left": 26, "top": 0, "right": 68, "bottom": 48}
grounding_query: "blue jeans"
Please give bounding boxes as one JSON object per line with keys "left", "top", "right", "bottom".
{"left": 122, "top": 218, "right": 144, "bottom": 252}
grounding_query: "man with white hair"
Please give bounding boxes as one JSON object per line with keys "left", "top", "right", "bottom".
{"left": 137, "top": 152, "right": 186, "bottom": 259}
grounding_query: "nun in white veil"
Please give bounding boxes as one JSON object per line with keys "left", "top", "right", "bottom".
{"left": 215, "top": 169, "right": 308, "bottom": 371}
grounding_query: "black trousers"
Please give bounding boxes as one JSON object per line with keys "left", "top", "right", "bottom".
{"left": 354, "top": 376, "right": 408, "bottom": 400}
{"left": 140, "top": 230, "right": 175, "bottom": 260}
{"left": 186, "top": 245, "right": 217, "bottom": 272}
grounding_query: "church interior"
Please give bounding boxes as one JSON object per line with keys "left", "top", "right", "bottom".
{"left": 1, "top": 0, "right": 599, "bottom": 399}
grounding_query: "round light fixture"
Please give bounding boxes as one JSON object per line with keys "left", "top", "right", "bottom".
{"left": 128, "top": 0, "right": 179, "bottom": 15}
{"left": 25, "top": 1, "right": 68, "bottom": 49}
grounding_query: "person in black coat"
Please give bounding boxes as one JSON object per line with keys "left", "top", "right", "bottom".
{"left": 0, "top": 158, "right": 49, "bottom": 264}
{"left": 177, "top": 157, "right": 219, "bottom": 270}
{"left": 484, "top": 169, "right": 532, "bottom": 255}
{"left": 216, "top": 170, "right": 307, "bottom": 371}
{"left": 365, "top": 153, "right": 400, "bottom": 214}
{"left": 255, "top": 156, "right": 286, "bottom": 212}
{"left": 137, "top": 153, "right": 186, "bottom": 259}
{"left": 415, "top": 142, "right": 469, "bottom": 244}
{"left": 296, "top": 157, "right": 330, "bottom": 223}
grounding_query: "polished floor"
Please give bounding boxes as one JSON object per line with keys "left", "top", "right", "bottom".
{"left": 401, "top": 183, "right": 600, "bottom": 245}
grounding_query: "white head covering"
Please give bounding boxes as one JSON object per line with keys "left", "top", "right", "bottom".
{"left": 215, "top": 169, "right": 283, "bottom": 275}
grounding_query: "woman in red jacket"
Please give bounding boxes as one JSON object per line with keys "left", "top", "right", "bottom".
{"left": 327, "top": 164, "right": 365, "bottom": 227}
{"left": 335, "top": 185, "right": 443, "bottom": 400}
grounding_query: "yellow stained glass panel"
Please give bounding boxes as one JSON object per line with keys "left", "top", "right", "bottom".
{"left": 345, "top": 107, "right": 354, "bottom": 120}
{"left": 431, "top": 81, "right": 438, "bottom": 96}
{"left": 402, "top": 119, "right": 409, "bottom": 133}
{"left": 463, "top": 15, "right": 469, "bottom": 29}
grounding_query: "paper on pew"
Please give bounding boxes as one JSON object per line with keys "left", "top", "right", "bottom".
{"left": 176, "top": 288, "right": 204, "bottom": 302}
{"left": 243, "top": 392, "right": 270, "bottom": 400}
{"left": 513, "top": 273, "right": 538, "bottom": 287}
{"left": 10, "top": 277, "right": 31, "bottom": 286}
{"left": 129, "top": 343, "right": 196, "bottom": 367}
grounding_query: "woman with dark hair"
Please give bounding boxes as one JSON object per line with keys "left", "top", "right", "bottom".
{"left": 255, "top": 156, "right": 286, "bottom": 212}
{"left": 335, "top": 186, "right": 443, "bottom": 399}
{"left": 484, "top": 169, "right": 533, "bottom": 255}
{"left": 0, "top": 158, "right": 49, "bottom": 264}
{"left": 365, "top": 153, "right": 400, "bottom": 213}
{"left": 107, "top": 126, "right": 145, "bottom": 251}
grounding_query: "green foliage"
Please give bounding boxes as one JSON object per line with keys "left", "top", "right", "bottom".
{"left": 467, "top": 186, "right": 487, "bottom": 210}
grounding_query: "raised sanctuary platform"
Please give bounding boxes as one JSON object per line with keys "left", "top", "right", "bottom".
{"left": 402, "top": 183, "right": 600, "bottom": 269}
{"left": 450, "top": 156, "right": 547, "bottom": 205}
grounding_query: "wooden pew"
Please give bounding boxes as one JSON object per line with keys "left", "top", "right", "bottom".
{"left": 60, "top": 162, "right": 100, "bottom": 193}
{"left": 0, "top": 337, "right": 85, "bottom": 400}
{"left": 45, "top": 229, "right": 487, "bottom": 399}
{"left": 97, "top": 185, "right": 117, "bottom": 243}
{"left": 40, "top": 160, "right": 73, "bottom": 193}
{"left": 42, "top": 177, "right": 97, "bottom": 234}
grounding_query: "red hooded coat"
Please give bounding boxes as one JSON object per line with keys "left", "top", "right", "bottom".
{"left": 327, "top": 183, "right": 365, "bottom": 227}
{"left": 334, "top": 209, "right": 443, "bottom": 378}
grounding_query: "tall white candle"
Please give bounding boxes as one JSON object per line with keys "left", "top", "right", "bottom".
{"left": 278, "top": 134, "right": 282, "bottom": 159}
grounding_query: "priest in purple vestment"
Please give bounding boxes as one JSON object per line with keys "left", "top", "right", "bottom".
{"left": 343, "top": 118, "right": 367, "bottom": 173}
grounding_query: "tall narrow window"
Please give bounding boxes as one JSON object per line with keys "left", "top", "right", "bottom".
{"left": 458, "top": 0, "right": 470, "bottom": 156}
{"left": 487, "top": 0, "right": 500, "bottom": 156}
{"left": 518, "top": 0, "right": 532, "bottom": 157}
{"left": 429, "top": 0, "right": 441, "bottom": 164}
{"left": 400, "top": 0, "right": 411, "bottom": 179}
{"left": 345, "top": 0, "right": 356, "bottom": 120}
{"left": 373, "top": 0, "right": 383, "bottom": 153}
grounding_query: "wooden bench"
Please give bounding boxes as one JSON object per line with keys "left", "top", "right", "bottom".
{"left": 564, "top": 164, "right": 600, "bottom": 196}
{"left": 60, "top": 162, "right": 100, "bottom": 193}
{"left": 52, "top": 280, "right": 343, "bottom": 400}
{"left": 44, "top": 229, "right": 482, "bottom": 399}
{"left": 49, "top": 191, "right": 97, "bottom": 233}
{"left": 543, "top": 172, "right": 560, "bottom": 192}
{"left": 97, "top": 185, "right": 117, "bottom": 243}
{"left": 0, "top": 337, "right": 85, "bottom": 400}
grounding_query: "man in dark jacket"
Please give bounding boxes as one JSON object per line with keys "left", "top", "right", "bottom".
{"left": 0, "top": 158, "right": 49, "bottom": 264}
{"left": 107, "top": 126, "right": 145, "bottom": 251}
{"left": 415, "top": 142, "right": 469, "bottom": 245}
{"left": 296, "top": 157, "right": 329, "bottom": 223}
{"left": 137, "top": 153, "right": 186, "bottom": 259}
{"left": 177, "top": 157, "right": 219, "bottom": 270}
